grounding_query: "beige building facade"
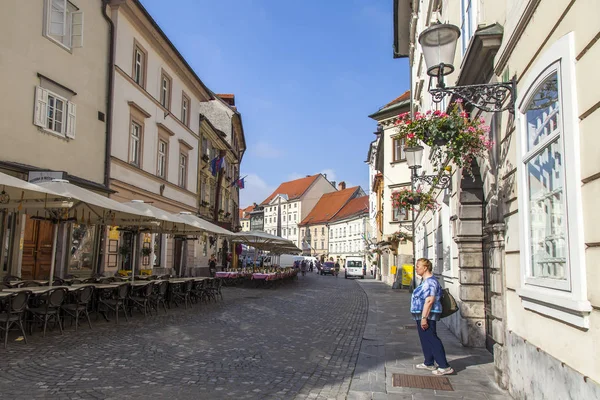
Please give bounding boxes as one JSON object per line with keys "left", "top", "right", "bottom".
{"left": 0, "top": 0, "right": 110, "bottom": 280}
{"left": 395, "top": 0, "right": 600, "bottom": 398}
{"left": 368, "top": 94, "right": 414, "bottom": 286}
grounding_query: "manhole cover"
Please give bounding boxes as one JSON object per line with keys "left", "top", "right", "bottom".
{"left": 392, "top": 374, "right": 453, "bottom": 391}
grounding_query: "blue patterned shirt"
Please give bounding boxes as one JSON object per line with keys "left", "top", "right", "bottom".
{"left": 410, "top": 276, "right": 443, "bottom": 321}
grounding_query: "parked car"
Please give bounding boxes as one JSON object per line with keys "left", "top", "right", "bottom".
{"left": 345, "top": 257, "right": 364, "bottom": 279}
{"left": 320, "top": 262, "right": 335, "bottom": 276}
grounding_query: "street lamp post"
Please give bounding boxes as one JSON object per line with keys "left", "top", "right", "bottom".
{"left": 405, "top": 146, "right": 451, "bottom": 290}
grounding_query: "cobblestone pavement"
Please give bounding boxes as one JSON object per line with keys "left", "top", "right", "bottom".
{"left": 0, "top": 273, "right": 367, "bottom": 400}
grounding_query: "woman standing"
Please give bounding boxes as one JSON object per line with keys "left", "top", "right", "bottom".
{"left": 410, "top": 258, "right": 453, "bottom": 375}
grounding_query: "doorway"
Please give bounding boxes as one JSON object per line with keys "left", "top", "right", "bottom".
{"left": 173, "top": 237, "right": 183, "bottom": 277}
{"left": 482, "top": 234, "right": 495, "bottom": 353}
{"left": 21, "top": 216, "right": 54, "bottom": 280}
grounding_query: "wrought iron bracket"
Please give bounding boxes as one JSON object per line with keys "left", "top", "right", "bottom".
{"left": 428, "top": 75, "right": 516, "bottom": 114}
{"left": 412, "top": 173, "right": 451, "bottom": 189}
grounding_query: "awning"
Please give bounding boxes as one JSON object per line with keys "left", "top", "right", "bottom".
{"left": 36, "top": 179, "right": 157, "bottom": 227}
{"left": 177, "top": 212, "right": 234, "bottom": 236}
{"left": 232, "top": 231, "right": 296, "bottom": 252}
{"left": 0, "top": 171, "right": 62, "bottom": 204}
{"left": 122, "top": 200, "right": 202, "bottom": 234}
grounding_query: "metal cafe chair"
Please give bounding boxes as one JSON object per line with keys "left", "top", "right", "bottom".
{"left": 129, "top": 282, "right": 154, "bottom": 317}
{"left": 149, "top": 281, "right": 169, "bottom": 315}
{"left": 0, "top": 291, "right": 31, "bottom": 348}
{"left": 61, "top": 285, "right": 95, "bottom": 331}
{"left": 28, "top": 287, "right": 68, "bottom": 337}
{"left": 98, "top": 284, "right": 130, "bottom": 324}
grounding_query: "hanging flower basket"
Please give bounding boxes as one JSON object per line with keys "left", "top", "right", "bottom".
{"left": 391, "top": 188, "right": 439, "bottom": 212}
{"left": 388, "top": 230, "right": 413, "bottom": 243}
{"left": 394, "top": 101, "right": 494, "bottom": 177}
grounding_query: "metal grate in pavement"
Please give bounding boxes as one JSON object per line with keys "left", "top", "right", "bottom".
{"left": 392, "top": 373, "right": 453, "bottom": 391}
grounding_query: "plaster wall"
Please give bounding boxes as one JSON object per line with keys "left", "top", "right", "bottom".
{"left": 0, "top": 0, "right": 108, "bottom": 184}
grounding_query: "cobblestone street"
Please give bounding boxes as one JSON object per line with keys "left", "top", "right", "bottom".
{"left": 0, "top": 273, "right": 367, "bottom": 400}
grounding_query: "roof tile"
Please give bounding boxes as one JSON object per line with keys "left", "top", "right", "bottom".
{"left": 299, "top": 187, "right": 359, "bottom": 226}
{"left": 261, "top": 174, "right": 321, "bottom": 205}
{"left": 331, "top": 195, "right": 369, "bottom": 222}
{"left": 383, "top": 90, "right": 410, "bottom": 108}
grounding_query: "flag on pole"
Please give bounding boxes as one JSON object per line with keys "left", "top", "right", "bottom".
{"left": 210, "top": 157, "right": 224, "bottom": 177}
{"left": 237, "top": 177, "right": 245, "bottom": 189}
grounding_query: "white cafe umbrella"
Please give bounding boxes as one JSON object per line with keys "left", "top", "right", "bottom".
{"left": 231, "top": 231, "right": 298, "bottom": 267}
{"left": 34, "top": 180, "right": 163, "bottom": 285}
{"left": 177, "top": 212, "right": 234, "bottom": 236}
{"left": 0, "top": 171, "right": 64, "bottom": 205}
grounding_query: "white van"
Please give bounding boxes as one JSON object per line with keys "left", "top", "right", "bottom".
{"left": 345, "top": 257, "right": 365, "bottom": 279}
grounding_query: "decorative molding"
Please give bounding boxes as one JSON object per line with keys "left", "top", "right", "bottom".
{"left": 156, "top": 122, "right": 175, "bottom": 136}
{"left": 178, "top": 139, "right": 194, "bottom": 151}
{"left": 127, "top": 100, "right": 151, "bottom": 118}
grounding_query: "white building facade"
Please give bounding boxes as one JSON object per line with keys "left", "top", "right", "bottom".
{"left": 395, "top": 0, "right": 600, "bottom": 398}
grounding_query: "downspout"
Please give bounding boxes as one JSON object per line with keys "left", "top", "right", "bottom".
{"left": 102, "top": 0, "right": 115, "bottom": 188}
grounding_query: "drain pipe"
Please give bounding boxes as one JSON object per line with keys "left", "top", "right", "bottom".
{"left": 102, "top": 0, "right": 115, "bottom": 188}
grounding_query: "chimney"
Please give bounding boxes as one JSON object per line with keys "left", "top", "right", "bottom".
{"left": 338, "top": 181, "right": 346, "bottom": 190}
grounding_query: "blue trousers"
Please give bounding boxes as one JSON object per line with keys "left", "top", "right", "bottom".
{"left": 416, "top": 320, "right": 450, "bottom": 368}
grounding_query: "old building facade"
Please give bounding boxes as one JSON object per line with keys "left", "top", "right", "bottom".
{"left": 394, "top": 0, "right": 600, "bottom": 398}
{"left": 368, "top": 93, "right": 413, "bottom": 286}
{"left": 0, "top": 0, "right": 110, "bottom": 280}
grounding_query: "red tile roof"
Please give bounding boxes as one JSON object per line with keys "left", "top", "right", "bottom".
{"left": 239, "top": 205, "right": 254, "bottom": 220}
{"left": 383, "top": 90, "right": 410, "bottom": 108}
{"left": 331, "top": 195, "right": 369, "bottom": 222}
{"left": 299, "top": 187, "right": 360, "bottom": 226}
{"left": 261, "top": 174, "right": 321, "bottom": 205}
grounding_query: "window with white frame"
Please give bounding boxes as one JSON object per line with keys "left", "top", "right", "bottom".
{"left": 34, "top": 87, "right": 76, "bottom": 139}
{"left": 133, "top": 44, "right": 146, "bottom": 87}
{"left": 392, "top": 137, "right": 406, "bottom": 162}
{"left": 178, "top": 153, "right": 187, "bottom": 188}
{"left": 160, "top": 71, "right": 171, "bottom": 109}
{"left": 200, "top": 175, "right": 207, "bottom": 203}
{"left": 181, "top": 93, "right": 190, "bottom": 127}
{"left": 157, "top": 139, "right": 167, "bottom": 179}
{"left": 130, "top": 121, "right": 142, "bottom": 166}
{"left": 44, "top": 0, "right": 83, "bottom": 50}
{"left": 517, "top": 33, "right": 590, "bottom": 327}
{"left": 459, "top": 0, "right": 477, "bottom": 56}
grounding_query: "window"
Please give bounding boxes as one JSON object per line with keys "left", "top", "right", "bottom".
{"left": 132, "top": 41, "right": 147, "bottom": 88}
{"left": 34, "top": 87, "right": 76, "bottom": 139}
{"left": 321, "top": 227, "right": 324, "bottom": 235}
{"left": 460, "top": 0, "right": 477, "bottom": 55}
{"left": 516, "top": 33, "right": 590, "bottom": 328}
{"left": 393, "top": 204, "right": 409, "bottom": 221}
{"left": 209, "top": 182, "right": 215, "bottom": 206}
{"left": 44, "top": 0, "right": 83, "bottom": 50}
{"left": 153, "top": 234, "right": 163, "bottom": 267}
{"left": 160, "top": 70, "right": 172, "bottom": 109}
{"left": 314, "top": 228, "right": 317, "bottom": 237}
{"left": 200, "top": 176, "right": 207, "bottom": 204}
{"left": 393, "top": 138, "right": 406, "bottom": 162}
{"left": 157, "top": 139, "right": 168, "bottom": 178}
{"left": 294, "top": 228, "right": 297, "bottom": 235}
{"left": 321, "top": 240, "right": 324, "bottom": 250}
{"left": 178, "top": 153, "right": 187, "bottom": 188}
{"left": 330, "top": 230, "right": 333, "bottom": 239}
{"left": 181, "top": 93, "right": 190, "bottom": 126}
{"left": 201, "top": 135, "right": 209, "bottom": 158}
{"left": 129, "top": 121, "right": 142, "bottom": 166}
{"left": 294, "top": 203, "right": 297, "bottom": 208}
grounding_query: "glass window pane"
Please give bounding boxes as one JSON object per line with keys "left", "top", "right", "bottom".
{"left": 527, "top": 138, "right": 566, "bottom": 280}
{"left": 525, "top": 72, "right": 560, "bottom": 152}
{"left": 68, "top": 224, "right": 95, "bottom": 276}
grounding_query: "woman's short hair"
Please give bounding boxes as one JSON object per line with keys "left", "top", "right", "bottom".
{"left": 417, "top": 258, "right": 433, "bottom": 272}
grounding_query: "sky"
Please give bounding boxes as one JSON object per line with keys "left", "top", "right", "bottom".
{"left": 139, "top": 0, "right": 410, "bottom": 208}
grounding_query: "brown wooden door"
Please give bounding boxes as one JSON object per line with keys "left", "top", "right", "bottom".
{"left": 21, "top": 217, "right": 54, "bottom": 280}
{"left": 173, "top": 238, "right": 183, "bottom": 277}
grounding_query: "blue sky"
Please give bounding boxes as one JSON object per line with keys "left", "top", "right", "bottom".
{"left": 140, "top": 0, "right": 410, "bottom": 208}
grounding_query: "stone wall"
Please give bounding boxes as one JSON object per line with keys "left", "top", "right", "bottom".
{"left": 506, "top": 331, "right": 600, "bottom": 400}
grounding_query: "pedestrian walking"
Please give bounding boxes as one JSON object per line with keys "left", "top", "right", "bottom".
{"left": 309, "top": 261, "right": 314, "bottom": 272}
{"left": 411, "top": 258, "right": 453, "bottom": 376}
{"left": 300, "top": 260, "right": 307, "bottom": 276}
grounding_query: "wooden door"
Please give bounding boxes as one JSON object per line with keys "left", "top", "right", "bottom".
{"left": 21, "top": 216, "right": 54, "bottom": 280}
{"left": 173, "top": 238, "right": 183, "bottom": 277}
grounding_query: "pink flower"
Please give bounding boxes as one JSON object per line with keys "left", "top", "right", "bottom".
{"left": 460, "top": 111, "right": 468, "bottom": 118}
{"left": 455, "top": 98, "right": 463, "bottom": 103}
{"left": 467, "top": 126, "right": 476, "bottom": 133}
{"left": 433, "top": 110, "right": 441, "bottom": 116}
{"left": 407, "top": 132, "right": 415, "bottom": 139}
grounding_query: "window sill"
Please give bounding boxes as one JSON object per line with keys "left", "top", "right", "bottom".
{"left": 43, "top": 35, "right": 73, "bottom": 54}
{"left": 390, "top": 160, "right": 407, "bottom": 165}
{"left": 39, "top": 127, "right": 69, "bottom": 141}
{"left": 517, "top": 286, "right": 592, "bottom": 329}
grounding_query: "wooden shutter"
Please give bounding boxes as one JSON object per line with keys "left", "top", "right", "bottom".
{"left": 34, "top": 86, "right": 49, "bottom": 128}
{"left": 66, "top": 101, "right": 76, "bottom": 139}
{"left": 48, "top": 0, "right": 67, "bottom": 36}
{"left": 71, "top": 11, "right": 84, "bottom": 48}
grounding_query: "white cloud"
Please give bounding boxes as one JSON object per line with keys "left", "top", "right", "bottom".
{"left": 249, "top": 141, "right": 284, "bottom": 159}
{"left": 320, "top": 169, "right": 337, "bottom": 182}
{"left": 239, "top": 173, "right": 275, "bottom": 208}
